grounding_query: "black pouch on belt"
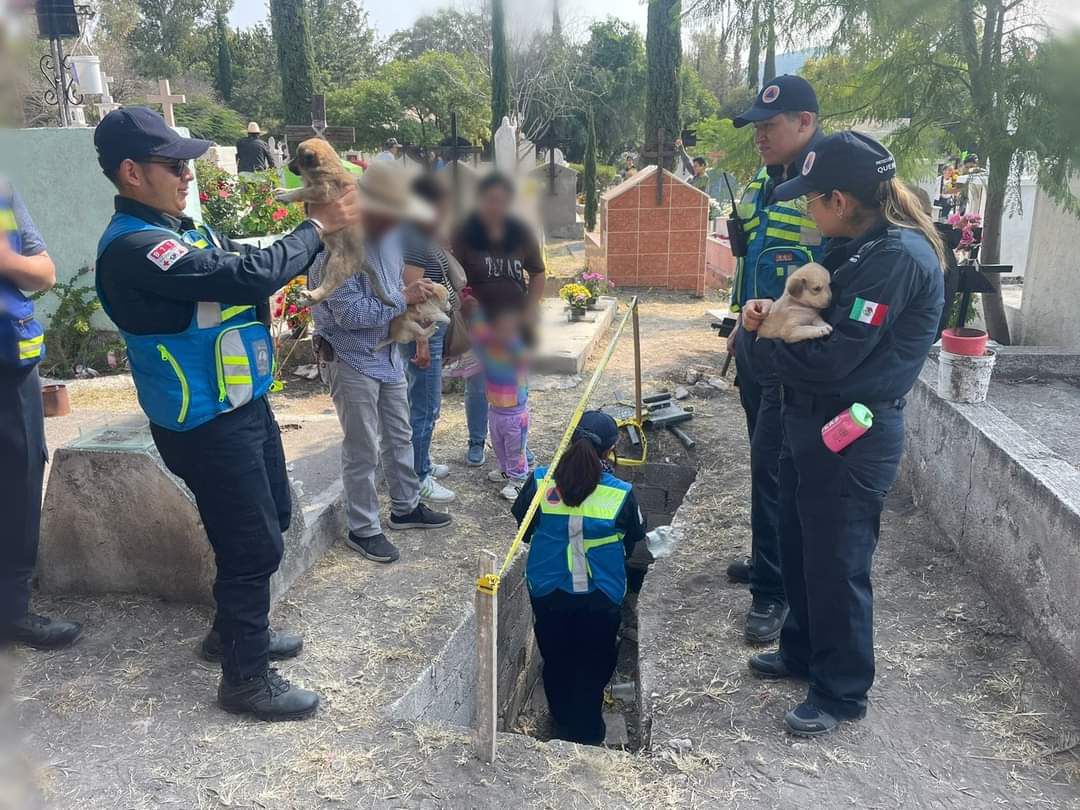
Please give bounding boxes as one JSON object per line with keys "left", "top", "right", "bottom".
{"left": 312, "top": 334, "right": 335, "bottom": 363}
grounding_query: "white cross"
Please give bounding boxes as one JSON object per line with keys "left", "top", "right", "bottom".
{"left": 146, "top": 78, "right": 185, "bottom": 127}
{"left": 96, "top": 74, "right": 121, "bottom": 117}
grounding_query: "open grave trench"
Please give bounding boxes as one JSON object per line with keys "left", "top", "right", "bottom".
{"left": 389, "top": 429, "right": 699, "bottom": 754}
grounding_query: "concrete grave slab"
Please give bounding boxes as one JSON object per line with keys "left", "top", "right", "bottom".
{"left": 534, "top": 296, "right": 617, "bottom": 375}
{"left": 38, "top": 415, "right": 344, "bottom": 606}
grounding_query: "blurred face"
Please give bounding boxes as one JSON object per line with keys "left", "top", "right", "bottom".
{"left": 362, "top": 210, "right": 398, "bottom": 238}
{"left": 752, "top": 112, "right": 815, "bottom": 168}
{"left": 115, "top": 158, "right": 193, "bottom": 217}
{"left": 491, "top": 308, "right": 523, "bottom": 344}
{"left": 693, "top": 161, "right": 705, "bottom": 176}
{"left": 477, "top": 184, "right": 512, "bottom": 228}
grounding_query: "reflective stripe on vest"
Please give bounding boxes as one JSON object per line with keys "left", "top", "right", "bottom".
{"left": 19, "top": 333, "right": 44, "bottom": 360}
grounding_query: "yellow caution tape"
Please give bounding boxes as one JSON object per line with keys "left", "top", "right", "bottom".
{"left": 477, "top": 297, "right": 641, "bottom": 594}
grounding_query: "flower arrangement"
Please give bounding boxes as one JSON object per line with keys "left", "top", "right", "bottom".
{"left": 195, "top": 160, "right": 305, "bottom": 238}
{"left": 948, "top": 212, "right": 982, "bottom": 248}
{"left": 577, "top": 271, "right": 614, "bottom": 301}
{"left": 560, "top": 282, "right": 592, "bottom": 310}
{"left": 272, "top": 277, "right": 313, "bottom": 336}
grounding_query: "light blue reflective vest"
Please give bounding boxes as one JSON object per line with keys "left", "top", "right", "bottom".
{"left": 525, "top": 467, "right": 632, "bottom": 605}
{"left": 96, "top": 213, "right": 274, "bottom": 431}
{"left": 730, "top": 166, "right": 825, "bottom": 310}
{"left": 0, "top": 186, "right": 46, "bottom": 369}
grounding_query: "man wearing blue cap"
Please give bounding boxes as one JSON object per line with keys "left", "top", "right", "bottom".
{"left": 724, "top": 75, "right": 828, "bottom": 645}
{"left": 93, "top": 107, "right": 360, "bottom": 721}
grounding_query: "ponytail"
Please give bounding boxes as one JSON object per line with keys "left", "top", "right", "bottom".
{"left": 848, "top": 178, "right": 947, "bottom": 268}
{"left": 553, "top": 438, "right": 603, "bottom": 507}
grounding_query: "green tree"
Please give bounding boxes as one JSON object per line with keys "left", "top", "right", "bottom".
{"left": 306, "top": 0, "right": 379, "bottom": 87}
{"left": 229, "top": 23, "right": 284, "bottom": 130}
{"left": 390, "top": 52, "right": 490, "bottom": 146}
{"left": 585, "top": 18, "right": 646, "bottom": 161}
{"left": 490, "top": 0, "right": 512, "bottom": 142}
{"left": 128, "top": 0, "right": 212, "bottom": 78}
{"left": 213, "top": 7, "right": 233, "bottom": 102}
{"left": 387, "top": 8, "right": 488, "bottom": 62}
{"left": 799, "top": 0, "right": 1080, "bottom": 343}
{"left": 269, "top": 0, "right": 318, "bottom": 125}
{"left": 644, "top": 0, "right": 682, "bottom": 167}
{"left": 584, "top": 109, "right": 599, "bottom": 232}
{"left": 680, "top": 62, "right": 719, "bottom": 127}
{"left": 174, "top": 94, "right": 247, "bottom": 142}
{"left": 325, "top": 76, "right": 401, "bottom": 150}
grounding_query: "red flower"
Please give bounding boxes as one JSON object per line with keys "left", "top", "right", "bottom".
{"left": 218, "top": 188, "right": 230, "bottom": 199}
{"left": 199, "top": 192, "right": 209, "bottom": 203}
{"left": 272, "top": 306, "right": 283, "bottom": 318}
{"left": 288, "top": 304, "right": 299, "bottom": 315}
{"left": 272, "top": 207, "right": 289, "bottom": 222}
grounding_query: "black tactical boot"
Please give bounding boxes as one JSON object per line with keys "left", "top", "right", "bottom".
{"left": 217, "top": 669, "right": 320, "bottom": 721}
{"left": 200, "top": 629, "right": 303, "bottom": 663}
{"left": 745, "top": 599, "right": 788, "bottom": 643}
{"left": 726, "top": 556, "right": 752, "bottom": 584}
{"left": 0, "top": 613, "right": 82, "bottom": 650}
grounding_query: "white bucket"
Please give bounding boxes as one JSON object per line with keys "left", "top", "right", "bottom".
{"left": 937, "top": 349, "right": 996, "bottom": 404}
{"left": 69, "top": 55, "right": 104, "bottom": 95}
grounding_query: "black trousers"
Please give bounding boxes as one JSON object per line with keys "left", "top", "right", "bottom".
{"left": 0, "top": 366, "right": 47, "bottom": 623}
{"left": 777, "top": 401, "right": 906, "bottom": 719}
{"left": 531, "top": 588, "right": 621, "bottom": 746}
{"left": 151, "top": 397, "right": 291, "bottom": 682}
{"left": 734, "top": 329, "right": 785, "bottom": 605}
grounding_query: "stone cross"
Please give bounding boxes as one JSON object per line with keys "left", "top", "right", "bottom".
{"left": 95, "top": 73, "right": 121, "bottom": 117}
{"left": 642, "top": 128, "right": 677, "bottom": 205}
{"left": 283, "top": 94, "right": 355, "bottom": 150}
{"left": 147, "top": 79, "right": 185, "bottom": 127}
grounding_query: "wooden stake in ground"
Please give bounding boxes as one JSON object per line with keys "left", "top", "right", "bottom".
{"left": 147, "top": 79, "right": 185, "bottom": 127}
{"left": 474, "top": 550, "right": 498, "bottom": 763}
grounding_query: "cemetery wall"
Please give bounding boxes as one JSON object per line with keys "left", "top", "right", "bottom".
{"left": 1020, "top": 178, "right": 1080, "bottom": 348}
{"left": 902, "top": 352, "right": 1080, "bottom": 711}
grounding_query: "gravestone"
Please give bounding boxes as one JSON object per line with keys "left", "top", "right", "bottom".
{"left": 37, "top": 421, "right": 324, "bottom": 606}
{"left": 529, "top": 161, "right": 581, "bottom": 239}
{"left": 1019, "top": 176, "right": 1080, "bottom": 348}
{"left": 494, "top": 116, "right": 518, "bottom": 176}
{"left": 205, "top": 144, "right": 238, "bottom": 174}
{"left": 588, "top": 165, "right": 709, "bottom": 294}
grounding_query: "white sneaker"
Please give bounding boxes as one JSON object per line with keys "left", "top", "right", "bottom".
{"left": 430, "top": 463, "right": 451, "bottom": 480}
{"left": 419, "top": 475, "right": 456, "bottom": 504}
{"left": 487, "top": 469, "right": 508, "bottom": 483}
{"left": 499, "top": 480, "right": 525, "bottom": 501}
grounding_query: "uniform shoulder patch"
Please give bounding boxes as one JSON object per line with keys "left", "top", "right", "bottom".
{"left": 850, "top": 297, "right": 889, "bottom": 326}
{"left": 146, "top": 239, "right": 189, "bottom": 271}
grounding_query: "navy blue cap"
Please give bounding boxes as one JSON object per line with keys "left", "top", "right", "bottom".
{"left": 573, "top": 410, "right": 619, "bottom": 453}
{"left": 733, "top": 75, "right": 819, "bottom": 128}
{"left": 94, "top": 107, "right": 211, "bottom": 172}
{"left": 773, "top": 131, "right": 897, "bottom": 202}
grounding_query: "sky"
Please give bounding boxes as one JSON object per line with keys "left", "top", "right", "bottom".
{"left": 228, "top": 0, "right": 648, "bottom": 38}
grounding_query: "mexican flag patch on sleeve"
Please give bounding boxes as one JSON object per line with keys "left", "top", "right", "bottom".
{"left": 850, "top": 297, "right": 889, "bottom": 325}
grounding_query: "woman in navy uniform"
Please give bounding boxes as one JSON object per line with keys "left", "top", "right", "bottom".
{"left": 740, "top": 132, "right": 945, "bottom": 736}
{"left": 512, "top": 411, "right": 647, "bottom": 745}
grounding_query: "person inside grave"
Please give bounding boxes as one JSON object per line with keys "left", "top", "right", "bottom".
{"left": 92, "top": 107, "right": 361, "bottom": 722}
{"left": 511, "top": 410, "right": 648, "bottom": 746}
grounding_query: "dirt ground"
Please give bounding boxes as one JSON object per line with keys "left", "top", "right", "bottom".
{"left": 7, "top": 292, "right": 1080, "bottom": 809}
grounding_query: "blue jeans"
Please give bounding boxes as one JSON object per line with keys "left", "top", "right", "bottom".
{"left": 465, "top": 367, "right": 488, "bottom": 449}
{"left": 404, "top": 322, "right": 446, "bottom": 480}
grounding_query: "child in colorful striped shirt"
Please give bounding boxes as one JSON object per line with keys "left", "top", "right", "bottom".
{"left": 462, "top": 290, "right": 531, "bottom": 500}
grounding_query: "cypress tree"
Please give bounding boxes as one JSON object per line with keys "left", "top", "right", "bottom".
{"left": 746, "top": 0, "right": 761, "bottom": 87}
{"left": 644, "top": 0, "right": 681, "bottom": 168}
{"left": 214, "top": 11, "right": 233, "bottom": 103}
{"left": 490, "top": 0, "right": 511, "bottom": 142}
{"left": 584, "top": 109, "right": 598, "bottom": 232}
{"left": 763, "top": 2, "right": 777, "bottom": 83}
{"left": 269, "top": 0, "right": 318, "bottom": 125}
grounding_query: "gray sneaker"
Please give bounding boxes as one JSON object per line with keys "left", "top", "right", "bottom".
{"left": 466, "top": 444, "right": 486, "bottom": 466}
{"left": 345, "top": 532, "right": 400, "bottom": 563}
{"left": 745, "top": 599, "right": 788, "bottom": 644}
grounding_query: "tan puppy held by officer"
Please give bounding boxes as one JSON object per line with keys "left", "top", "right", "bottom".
{"left": 374, "top": 284, "right": 452, "bottom": 350}
{"left": 757, "top": 262, "right": 833, "bottom": 343}
{"left": 275, "top": 138, "right": 392, "bottom": 307}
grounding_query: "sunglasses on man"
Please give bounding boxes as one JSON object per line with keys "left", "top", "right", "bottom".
{"left": 139, "top": 157, "right": 191, "bottom": 178}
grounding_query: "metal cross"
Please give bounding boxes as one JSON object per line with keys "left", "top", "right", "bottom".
{"left": 439, "top": 112, "right": 483, "bottom": 214}
{"left": 146, "top": 79, "right": 185, "bottom": 127}
{"left": 283, "top": 94, "right": 355, "bottom": 149}
{"left": 536, "top": 125, "right": 561, "bottom": 196}
{"left": 642, "top": 128, "right": 677, "bottom": 205}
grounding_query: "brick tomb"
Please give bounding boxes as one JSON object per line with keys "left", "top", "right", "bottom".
{"left": 585, "top": 165, "right": 709, "bottom": 294}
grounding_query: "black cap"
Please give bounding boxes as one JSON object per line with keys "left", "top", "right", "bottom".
{"left": 94, "top": 107, "right": 211, "bottom": 173}
{"left": 733, "top": 75, "right": 819, "bottom": 128}
{"left": 573, "top": 410, "right": 619, "bottom": 453}
{"left": 773, "top": 131, "right": 897, "bottom": 202}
